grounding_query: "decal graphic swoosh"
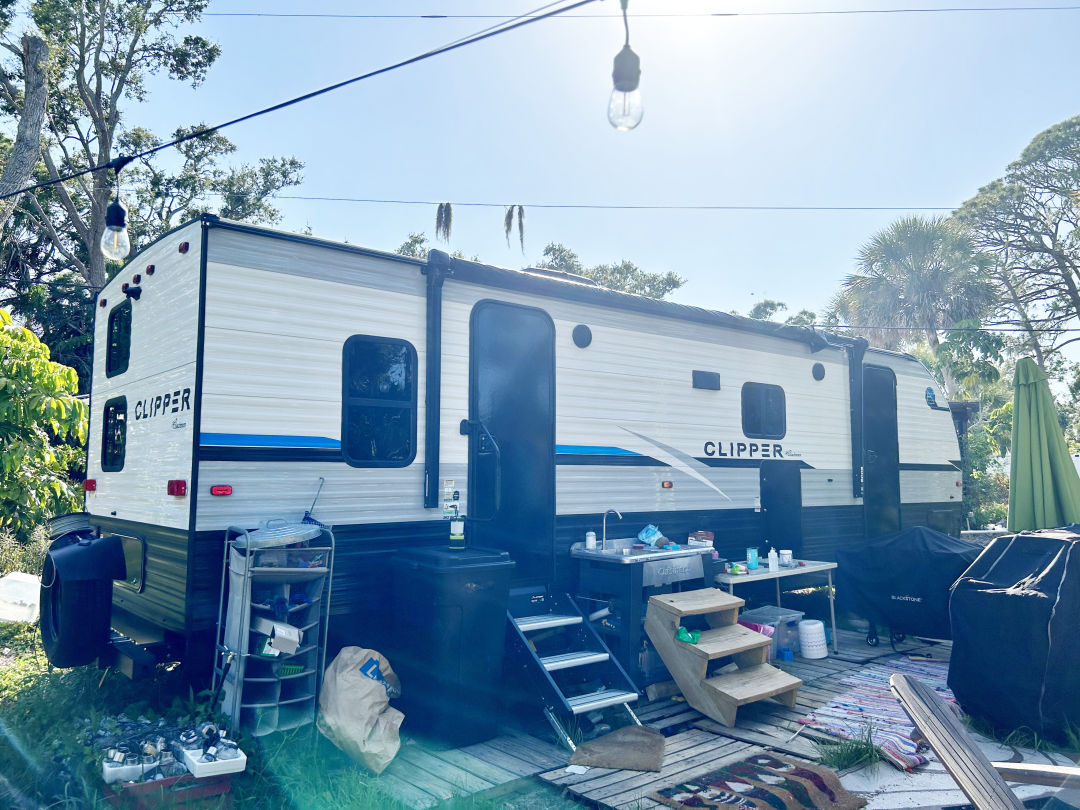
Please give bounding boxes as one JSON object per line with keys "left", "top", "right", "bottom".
{"left": 619, "top": 427, "right": 733, "bottom": 502}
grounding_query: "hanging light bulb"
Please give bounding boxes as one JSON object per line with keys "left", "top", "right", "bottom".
{"left": 608, "top": 0, "right": 642, "bottom": 131}
{"left": 100, "top": 197, "right": 130, "bottom": 262}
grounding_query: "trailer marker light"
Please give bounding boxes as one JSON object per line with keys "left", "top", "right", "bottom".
{"left": 99, "top": 299, "right": 107, "bottom": 307}
{"left": 167, "top": 479, "right": 187, "bottom": 496}
{"left": 132, "top": 274, "right": 141, "bottom": 284}
{"left": 178, "top": 241, "right": 189, "bottom": 254}
{"left": 956, "top": 481, "right": 962, "bottom": 487}
{"left": 84, "top": 479, "right": 97, "bottom": 492}
{"left": 145, "top": 264, "right": 155, "bottom": 275}
{"left": 662, "top": 480, "right": 674, "bottom": 489}
{"left": 210, "top": 485, "right": 233, "bottom": 496}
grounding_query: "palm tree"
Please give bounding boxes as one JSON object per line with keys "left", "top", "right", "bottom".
{"left": 832, "top": 215, "right": 997, "bottom": 398}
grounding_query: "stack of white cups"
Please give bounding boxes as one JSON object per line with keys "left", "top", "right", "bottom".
{"left": 798, "top": 619, "right": 829, "bottom": 659}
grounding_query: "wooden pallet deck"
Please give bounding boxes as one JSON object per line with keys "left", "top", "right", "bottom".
{"left": 536, "top": 630, "right": 951, "bottom": 810}
{"left": 373, "top": 628, "right": 949, "bottom": 808}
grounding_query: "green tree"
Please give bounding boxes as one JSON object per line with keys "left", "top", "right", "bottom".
{"left": 396, "top": 232, "right": 429, "bottom": 259}
{"left": 7, "top": 0, "right": 301, "bottom": 289}
{"left": 536, "top": 242, "right": 684, "bottom": 300}
{"left": 746, "top": 299, "right": 787, "bottom": 321}
{"left": 0, "top": 309, "right": 86, "bottom": 538}
{"left": 831, "top": 215, "right": 997, "bottom": 397}
{"left": 955, "top": 115, "right": 1080, "bottom": 368}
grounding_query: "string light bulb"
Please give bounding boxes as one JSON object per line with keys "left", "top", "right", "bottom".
{"left": 608, "top": 0, "right": 642, "bottom": 131}
{"left": 100, "top": 162, "right": 131, "bottom": 262}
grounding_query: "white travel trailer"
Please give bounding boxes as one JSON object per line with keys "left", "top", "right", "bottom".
{"left": 41, "top": 215, "right": 964, "bottom": 683}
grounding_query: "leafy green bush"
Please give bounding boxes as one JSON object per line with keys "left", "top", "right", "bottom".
{"left": 0, "top": 525, "right": 49, "bottom": 576}
{"left": 0, "top": 310, "right": 87, "bottom": 540}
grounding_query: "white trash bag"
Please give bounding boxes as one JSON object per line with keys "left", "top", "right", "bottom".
{"left": 317, "top": 646, "right": 403, "bottom": 774}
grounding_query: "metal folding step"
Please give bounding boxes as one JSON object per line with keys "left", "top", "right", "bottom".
{"left": 541, "top": 650, "right": 609, "bottom": 671}
{"left": 567, "top": 689, "right": 641, "bottom": 714}
{"left": 505, "top": 587, "right": 640, "bottom": 750}
{"left": 515, "top": 614, "right": 582, "bottom": 632}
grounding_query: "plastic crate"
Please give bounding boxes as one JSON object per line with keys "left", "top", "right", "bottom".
{"left": 103, "top": 772, "right": 232, "bottom": 809}
{"left": 738, "top": 605, "right": 804, "bottom": 658}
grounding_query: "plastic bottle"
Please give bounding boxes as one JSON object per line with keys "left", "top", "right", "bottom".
{"left": 767, "top": 547, "right": 779, "bottom": 572}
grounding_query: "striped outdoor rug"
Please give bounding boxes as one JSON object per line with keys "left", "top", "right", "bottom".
{"left": 798, "top": 656, "right": 953, "bottom": 771}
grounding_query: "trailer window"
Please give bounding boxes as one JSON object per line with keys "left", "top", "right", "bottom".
{"left": 101, "top": 397, "right": 127, "bottom": 471}
{"left": 106, "top": 300, "right": 132, "bottom": 377}
{"left": 741, "top": 383, "right": 786, "bottom": 439}
{"left": 341, "top": 336, "right": 417, "bottom": 467}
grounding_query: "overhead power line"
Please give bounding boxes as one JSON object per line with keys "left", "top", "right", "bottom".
{"left": 273, "top": 194, "right": 955, "bottom": 212}
{"left": 0, "top": 0, "right": 600, "bottom": 203}
{"left": 205, "top": 6, "right": 1080, "bottom": 19}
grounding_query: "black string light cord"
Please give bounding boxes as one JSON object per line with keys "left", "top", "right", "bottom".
{"left": 0, "top": 0, "right": 601, "bottom": 203}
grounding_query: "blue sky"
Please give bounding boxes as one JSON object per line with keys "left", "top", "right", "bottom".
{"left": 134, "top": 0, "right": 1080, "bottom": 319}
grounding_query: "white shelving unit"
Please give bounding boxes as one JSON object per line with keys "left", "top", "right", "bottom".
{"left": 214, "top": 521, "right": 334, "bottom": 736}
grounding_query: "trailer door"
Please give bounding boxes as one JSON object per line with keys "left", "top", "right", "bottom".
{"left": 863, "top": 365, "right": 901, "bottom": 537}
{"left": 467, "top": 301, "right": 556, "bottom": 583}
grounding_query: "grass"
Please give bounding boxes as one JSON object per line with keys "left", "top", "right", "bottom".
{"left": 812, "top": 725, "right": 888, "bottom": 771}
{"left": 0, "top": 624, "right": 570, "bottom": 809}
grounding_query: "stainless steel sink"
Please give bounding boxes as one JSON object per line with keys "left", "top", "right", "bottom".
{"left": 570, "top": 538, "right": 713, "bottom": 564}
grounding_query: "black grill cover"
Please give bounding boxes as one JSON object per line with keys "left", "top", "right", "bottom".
{"left": 835, "top": 526, "right": 981, "bottom": 639}
{"left": 949, "top": 528, "right": 1080, "bottom": 741}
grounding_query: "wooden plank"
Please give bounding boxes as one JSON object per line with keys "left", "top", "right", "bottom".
{"left": 375, "top": 769, "right": 441, "bottom": 808}
{"left": 540, "top": 730, "right": 718, "bottom": 787}
{"left": 477, "top": 734, "right": 568, "bottom": 771}
{"left": 648, "top": 588, "right": 743, "bottom": 617}
{"left": 567, "top": 735, "right": 751, "bottom": 798}
{"left": 693, "top": 717, "right": 822, "bottom": 759}
{"left": 380, "top": 754, "right": 464, "bottom": 802}
{"left": 503, "top": 727, "right": 574, "bottom": 760}
{"left": 394, "top": 746, "right": 496, "bottom": 793}
{"left": 462, "top": 742, "right": 543, "bottom": 776}
{"left": 704, "top": 664, "right": 801, "bottom": 705}
{"left": 645, "top": 709, "right": 704, "bottom": 731}
{"left": 991, "top": 761, "right": 1080, "bottom": 787}
{"left": 889, "top": 673, "right": 1024, "bottom": 810}
{"left": 422, "top": 746, "right": 522, "bottom": 786}
{"left": 683, "top": 624, "right": 772, "bottom": 660}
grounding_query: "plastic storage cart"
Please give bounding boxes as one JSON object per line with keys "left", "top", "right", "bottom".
{"left": 214, "top": 520, "right": 334, "bottom": 736}
{"left": 390, "top": 546, "right": 515, "bottom": 746}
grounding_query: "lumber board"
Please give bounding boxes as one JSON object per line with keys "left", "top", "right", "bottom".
{"left": 890, "top": 673, "right": 1024, "bottom": 810}
{"left": 374, "top": 770, "right": 440, "bottom": 808}
{"left": 693, "top": 716, "right": 823, "bottom": 759}
{"left": 421, "top": 745, "right": 523, "bottom": 786}
{"left": 648, "top": 588, "right": 743, "bottom": 617}
{"left": 394, "top": 746, "right": 497, "bottom": 792}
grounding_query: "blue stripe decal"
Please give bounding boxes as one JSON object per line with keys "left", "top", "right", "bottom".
{"left": 555, "top": 445, "right": 641, "bottom": 456}
{"left": 201, "top": 433, "right": 341, "bottom": 449}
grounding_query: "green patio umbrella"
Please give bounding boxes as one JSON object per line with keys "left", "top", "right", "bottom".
{"left": 1008, "top": 357, "right": 1080, "bottom": 531}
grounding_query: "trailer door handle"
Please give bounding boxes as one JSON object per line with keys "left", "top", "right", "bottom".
{"left": 461, "top": 419, "right": 502, "bottom": 519}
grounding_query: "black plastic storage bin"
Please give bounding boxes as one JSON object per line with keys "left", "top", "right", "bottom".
{"left": 390, "top": 546, "right": 515, "bottom": 746}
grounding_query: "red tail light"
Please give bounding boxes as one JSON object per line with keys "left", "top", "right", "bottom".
{"left": 145, "top": 264, "right": 155, "bottom": 275}
{"left": 167, "top": 479, "right": 187, "bottom": 496}
{"left": 210, "top": 485, "right": 233, "bottom": 496}
{"left": 178, "top": 242, "right": 189, "bottom": 254}
{"left": 83, "top": 479, "right": 97, "bottom": 492}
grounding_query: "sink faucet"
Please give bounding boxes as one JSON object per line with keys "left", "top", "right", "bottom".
{"left": 602, "top": 509, "right": 623, "bottom": 551}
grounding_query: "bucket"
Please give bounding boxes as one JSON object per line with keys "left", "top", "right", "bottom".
{"left": 798, "top": 619, "right": 828, "bottom": 659}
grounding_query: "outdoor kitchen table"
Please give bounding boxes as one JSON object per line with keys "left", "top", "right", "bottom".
{"left": 714, "top": 559, "right": 839, "bottom": 654}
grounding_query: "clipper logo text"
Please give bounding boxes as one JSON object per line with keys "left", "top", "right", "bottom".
{"left": 135, "top": 387, "right": 192, "bottom": 421}
{"left": 702, "top": 441, "right": 784, "bottom": 459}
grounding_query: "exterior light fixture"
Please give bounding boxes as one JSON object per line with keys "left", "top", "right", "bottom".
{"left": 608, "top": 0, "right": 642, "bottom": 131}
{"left": 100, "top": 157, "right": 133, "bottom": 262}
